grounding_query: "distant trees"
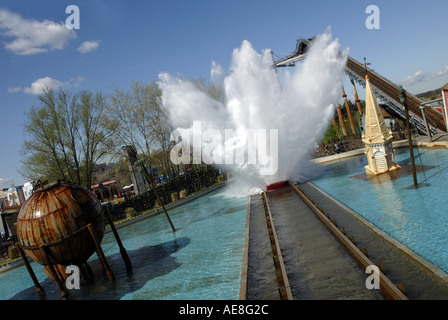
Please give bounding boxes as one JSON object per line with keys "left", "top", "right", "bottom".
{"left": 20, "top": 89, "right": 113, "bottom": 189}
{"left": 93, "top": 159, "right": 133, "bottom": 188}
{"left": 20, "top": 78, "right": 223, "bottom": 189}
{"left": 106, "top": 81, "right": 175, "bottom": 178}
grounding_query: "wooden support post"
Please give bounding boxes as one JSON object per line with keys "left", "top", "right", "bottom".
{"left": 103, "top": 205, "right": 132, "bottom": 273}
{"left": 15, "top": 243, "right": 46, "bottom": 297}
{"left": 39, "top": 245, "right": 69, "bottom": 299}
{"left": 399, "top": 86, "right": 418, "bottom": 188}
{"left": 342, "top": 85, "right": 357, "bottom": 134}
{"left": 139, "top": 161, "right": 176, "bottom": 233}
{"left": 350, "top": 77, "right": 363, "bottom": 115}
{"left": 80, "top": 262, "right": 93, "bottom": 282}
{"left": 87, "top": 224, "right": 115, "bottom": 282}
{"left": 336, "top": 103, "right": 348, "bottom": 136}
{"left": 406, "top": 105, "right": 418, "bottom": 187}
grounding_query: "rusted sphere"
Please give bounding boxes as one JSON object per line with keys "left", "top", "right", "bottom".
{"left": 16, "top": 181, "right": 105, "bottom": 266}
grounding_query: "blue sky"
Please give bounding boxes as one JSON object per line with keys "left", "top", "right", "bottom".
{"left": 1, "top": 0, "right": 448, "bottom": 188}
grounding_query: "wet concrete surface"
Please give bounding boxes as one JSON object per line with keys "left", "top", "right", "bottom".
{"left": 246, "top": 186, "right": 385, "bottom": 300}
{"left": 246, "top": 195, "right": 281, "bottom": 300}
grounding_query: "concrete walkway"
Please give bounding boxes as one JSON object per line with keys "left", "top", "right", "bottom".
{"left": 246, "top": 188, "right": 385, "bottom": 300}
{"left": 313, "top": 133, "right": 448, "bottom": 165}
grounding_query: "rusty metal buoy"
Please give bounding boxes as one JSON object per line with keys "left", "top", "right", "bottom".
{"left": 13, "top": 180, "right": 132, "bottom": 299}
{"left": 16, "top": 180, "right": 105, "bottom": 266}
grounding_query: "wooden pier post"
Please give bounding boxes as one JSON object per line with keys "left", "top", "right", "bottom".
{"left": 87, "top": 224, "right": 115, "bottom": 282}
{"left": 15, "top": 243, "right": 46, "bottom": 297}
{"left": 103, "top": 205, "right": 132, "bottom": 273}
{"left": 350, "top": 77, "right": 364, "bottom": 115}
{"left": 336, "top": 102, "right": 348, "bottom": 136}
{"left": 342, "top": 85, "right": 357, "bottom": 134}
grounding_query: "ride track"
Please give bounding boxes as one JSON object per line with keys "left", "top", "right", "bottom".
{"left": 274, "top": 38, "right": 447, "bottom": 135}
{"left": 242, "top": 184, "right": 408, "bottom": 300}
{"left": 290, "top": 184, "right": 407, "bottom": 300}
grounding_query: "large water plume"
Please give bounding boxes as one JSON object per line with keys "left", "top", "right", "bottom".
{"left": 159, "top": 29, "right": 348, "bottom": 195}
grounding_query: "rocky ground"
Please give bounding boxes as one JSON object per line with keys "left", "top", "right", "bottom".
{"left": 312, "top": 133, "right": 365, "bottom": 158}
{"left": 313, "top": 128, "right": 410, "bottom": 159}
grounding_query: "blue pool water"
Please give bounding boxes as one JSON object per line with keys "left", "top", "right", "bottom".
{"left": 0, "top": 187, "right": 248, "bottom": 300}
{"left": 311, "top": 147, "right": 448, "bottom": 273}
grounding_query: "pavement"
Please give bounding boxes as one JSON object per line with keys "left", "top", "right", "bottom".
{"left": 313, "top": 133, "right": 448, "bottom": 165}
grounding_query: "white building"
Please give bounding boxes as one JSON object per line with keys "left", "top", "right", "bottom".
{"left": 23, "top": 181, "right": 34, "bottom": 201}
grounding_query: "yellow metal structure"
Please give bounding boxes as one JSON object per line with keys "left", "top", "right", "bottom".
{"left": 362, "top": 75, "right": 401, "bottom": 175}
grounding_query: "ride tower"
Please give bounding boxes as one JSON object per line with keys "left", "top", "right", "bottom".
{"left": 362, "top": 74, "right": 401, "bottom": 175}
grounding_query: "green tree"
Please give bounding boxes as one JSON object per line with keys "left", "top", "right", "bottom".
{"left": 107, "top": 81, "right": 176, "bottom": 177}
{"left": 20, "top": 89, "right": 113, "bottom": 189}
{"left": 20, "top": 89, "right": 81, "bottom": 183}
{"left": 322, "top": 124, "right": 340, "bottom": 145}
{"left": 79, "top": 90, "right": 115, "bottom": 188}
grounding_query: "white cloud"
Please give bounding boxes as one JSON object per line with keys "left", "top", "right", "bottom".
{"left": 24, "top": 77, "right": 66, "bottom": 94}
{"left": 7, "top": 86, "right": 21, "bottom": 93}
{"left": 0, "top": 8, "right": 77, "bottom": 55}
{"left": 0, "top": 178, "right": 12, "bottom": 188}
{"left": 433, "top": 66, "right": 448, "bottom": 78}
{"left": 77, "top": 40, "right": 100, "bottom": 54}
{"left": 401, "top": 70, "right": 426, "bottom": 86}
{"left": 22, "top": 76, "right": 85, "bottom": 95}
{"left": 70, "top": 76, "right": 85, "bottom": 87}
{"left": 400, "top": 66, "right": 448, "bottom": 87}
{"left": 211, "top": 60, "right": 224, "bottom": 84}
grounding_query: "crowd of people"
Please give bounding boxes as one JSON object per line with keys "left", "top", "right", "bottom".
{"left": 324, "top": 137, "right": 346, "bottom": 155}
{"left": 312, "top": 134, "right": 366, "bottom": 158}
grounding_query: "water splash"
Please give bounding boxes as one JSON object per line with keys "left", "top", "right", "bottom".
{"left": 159, "top": 29, "right": 348, "bottom": 196}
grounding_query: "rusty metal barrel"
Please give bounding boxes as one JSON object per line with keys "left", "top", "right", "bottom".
{"left": 16, "top": 180, "right": 106, "bottom": 267}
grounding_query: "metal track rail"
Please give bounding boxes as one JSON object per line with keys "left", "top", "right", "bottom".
{"left": 291, "top": 184, "right": 408, "bottom": 300}
{"left": 261, "top": 192, "right": 294, "bottom": 300}
{"left": 346, "top": 56, "right": 443, "bottom": 134}
{"left": 274, "top": 37, "right": 446, "bottom": 135}
{"left": 239, "top": 195, "right": 251, "bottom": 300}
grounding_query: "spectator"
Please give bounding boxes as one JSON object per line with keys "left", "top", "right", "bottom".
{"left": 334, "top": 143, "right": 340, "bottom": 154}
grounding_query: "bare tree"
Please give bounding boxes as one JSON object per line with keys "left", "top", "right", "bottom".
{"left": 107, "top": 81, "right": 174, "bottom": 177}
{"left": 79, "top": 90, "right": 115, "bottom": 188}
{"left": 21, "top": 89, "right": 80, "bottom": 183}
{"left": 20, "top": 89, "right": 113, "bottom": 189}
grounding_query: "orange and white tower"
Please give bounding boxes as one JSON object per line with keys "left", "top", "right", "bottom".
{"left": 362, "top": 75, "right": 401, "bottom": 175}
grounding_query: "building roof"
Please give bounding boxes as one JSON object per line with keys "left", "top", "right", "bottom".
{"left": 362, "top": 75, "right": 393, "bottom": 144}
{"left": 91, "top": 180, "right": 118, "bottom": 189}
{"left": 7, "top": 186, "right": 22, "bottom": 192}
